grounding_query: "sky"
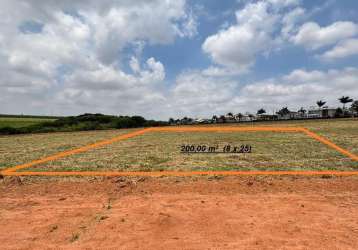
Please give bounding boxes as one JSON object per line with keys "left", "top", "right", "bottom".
{"left": 1, "top": 0, "right": 358, "bottom": 120}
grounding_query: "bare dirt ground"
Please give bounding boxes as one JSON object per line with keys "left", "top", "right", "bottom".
{"left": 1, "top": 176, "right": 358, "bottom": 249}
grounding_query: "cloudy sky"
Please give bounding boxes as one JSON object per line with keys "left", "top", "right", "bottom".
{"left": 1, "top": 0, "right": 358, "bottom": 119}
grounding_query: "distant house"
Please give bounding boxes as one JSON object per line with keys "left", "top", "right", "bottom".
{"left": 350, "top": 107, "right": 358, "bottom": 117}
{"left": 234, "top": 114, "right": 242, "bottom": 122}
{"left": 307, "top": 109, "right": 320, "bottom": 118}
{"left": 224, "top": 114, "right": 236, "bottom": 123}
{"left": 240, "top": 114, "right": 256, "bottom": 122}
{"left": 290, "top": 111, "right": 300, "bottom": 119}
{"left": 194, "top": 118, "right": 211, "bottom": 124}
{"left": 180, "top": 117, "right": 194, "bottom": 125}
{"left": 217, "top": 116, "right": 226, "bottom": 123}
{"left": 278, "top": 111, "right": 299, "bottom": 120}
{"left": 257, "top": 114, "right": 278, "bottom": 121}
{"left": 308, "top": 107, "right": 336, "bottom": 118}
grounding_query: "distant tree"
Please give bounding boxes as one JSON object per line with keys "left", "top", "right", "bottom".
{"left": 131, "top": 116, "right": 146, "bottom": 126}
{"left": 276, "top": 107, "right": 290, "bottom": 117}
{"left": 115, "top": 117, "right": 137, "bottom": 128}
{"left": 257, "top": 108, "right": 266, "bottom": 115}
{"left": 212, "top": 115, "right": 218, "bottom": 122}
{"left": 219, "top": 115, "right": 226, "bottom": 123}
{"left": 227, "top": 112, "right": 233, "bottom": 117}
{"left": 335, "top": 107, "right": 343, "bottom": 118}
{"left": 181, "top": 117, "right": 188, "bottom": 125}
{"left": 168, "top": 118, "right": 175, "bottom": 124}
{"left": 316, "top": 100, "right": 326, "bottom": 109}
{"left": 237, "top": 113, "right": 243, "bottom": 121}
{"left": 298, "top": 107, "right": 306, "bottom": 118}
{"left": 298, "top": 107, "right": 306, "bottom": 114}
{"left": 339, "top": 96, "right": 353, "bottom": 110}
{"left": 351, "top": 101, "right": 358, "bottom": 113}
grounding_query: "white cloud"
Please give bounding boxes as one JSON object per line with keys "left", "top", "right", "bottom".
{"left": 319, "top": 38, "right": 358, "bottom": 61}
{"left": 292, "top": 21, "right": 358, "bottom": 50}
{"left": 202, "top": 25, "right": 268, "bottom": 74}
{"left": 282, "top": 69, "right": 325, "bottom": 82}
{"left": 80, "top": 0, "right": 196, "bottom": 64}
{"left": 168, "top": 71, "right": 239, "bottom": 117}
{"left": 202, "top": 0, "right": 358, "bottom": 68}
{"left": 201, "top": 66, "right": 240, "bottom": 77}
{"left": 281, "top": 7, "right": 306, "bottom": 39}
{"left": 267, "top": 0, "right": 301, "bottom": 7}
{"left": 240, "top": 67, "right": 358, "bottom": 110}
{"left": 1, "top": 0, "right": 358, "bottom": 120}
{"left": 202, "top": 0, "right": 306, "bottom": 75}
{"left": 167, "top": 67, "right": 358, "bottom": 118}
{"left": 202, "top": 1, "right": 277, "bottom": 74}
{"left": 55, "top": 57, "right": 166, "bottom": 116}
{"left": 176, "top": 10, "right": 198, "bottom": 38}
{"left": 0, "top": 0, "right": 197, "bottom": 118}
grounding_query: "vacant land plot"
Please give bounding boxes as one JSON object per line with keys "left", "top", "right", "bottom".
{"left": 24, "top": 130, "right": 357, "bottom": 172}
{"left": 0, "top": 117, "right": 56, "bottom": 128}
{"left": 1, "top": 119, "right": 358, "bottom": 249}
{"left": 1, "top": 119, "right": 357, "bottom": 173}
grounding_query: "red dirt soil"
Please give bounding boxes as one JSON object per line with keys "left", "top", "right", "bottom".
{"left": 1, "top": 176, "right": 358, "bottom": 249}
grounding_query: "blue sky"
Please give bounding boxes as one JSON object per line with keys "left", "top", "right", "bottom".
{"left": 144, "top": 0, "right": 358, "bottom": 82}
{"left": 1, "top": 0, "right": 358, "bottom": 119}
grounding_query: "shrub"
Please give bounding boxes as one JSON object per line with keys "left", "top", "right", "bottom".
{"left": 0, "top": 113, "right": 168, "bottom": 135}
{"left": 0, "top": 127, "right": 20, "bottom": 135}
{"left": 335, "top": 108, "right": 343, "bottom": 118}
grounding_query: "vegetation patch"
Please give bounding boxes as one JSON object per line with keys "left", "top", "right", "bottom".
{"left": 0, "top": 113, "right": 167, "bottom": 135}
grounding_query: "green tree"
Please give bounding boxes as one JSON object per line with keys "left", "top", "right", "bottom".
{"left": 351, "top": 100, "right": 358, "bottom": 113}
{"left": 257, "top": 108, "right": 266, "bottom": 115}
{"left": 339, "top": 96, "right": 353, "bottom": 110}
{"left": 168, "top": 118, "right": 175, "bottom": 124}
{"left": 316, "top": 100, "right": 326, "bottom": 109}
{"left": 335, "top": 107, "right": 343, "bottom": 118}
{"left": 277, "top": 107, "right": 290, "bottom": 117}
{"left": 298, "top": 107, "right": 306, "bottom": 114}
{"left": 131, "top": 116, "right": 146, "bottom": 127}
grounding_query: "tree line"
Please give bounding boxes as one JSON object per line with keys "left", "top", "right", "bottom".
{"left": 0, "top": 113, "right": 167, "bottom": 135}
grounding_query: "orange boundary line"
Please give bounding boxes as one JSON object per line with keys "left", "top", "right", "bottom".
{"left": 1, "top": 126, "right": 357, "bottom": 177}
{"left": 301, "top": 128, "right": 358, "bottom": 161}
{"left": 3, "top": 171, "right": 358, "bottom": 177}
{"left": 2, "top": 128, "right": 151, "bottom": 173}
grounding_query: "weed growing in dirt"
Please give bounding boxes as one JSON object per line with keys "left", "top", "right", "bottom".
{"left": 70, "top": 233, "right": 80, "bottom": 242}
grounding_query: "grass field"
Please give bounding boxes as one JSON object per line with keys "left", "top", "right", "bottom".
{"left": 1, "top": 118, "right": 357, "bottom": 173}
{"left": 0, "top": 117, "right": 56, "bottom": 128}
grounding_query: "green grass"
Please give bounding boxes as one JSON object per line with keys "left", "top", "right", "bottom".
{"left": 1, "top": 118, "right": 357, "bottom": 172}
{"left": 25, "top": 130, "right": 358, "bottom": 172}
{"left": 0, "top": 117, "right": 56, "bottom": 129}
{"left": 0, "top": 129, "right": 140, "bottom": 170}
